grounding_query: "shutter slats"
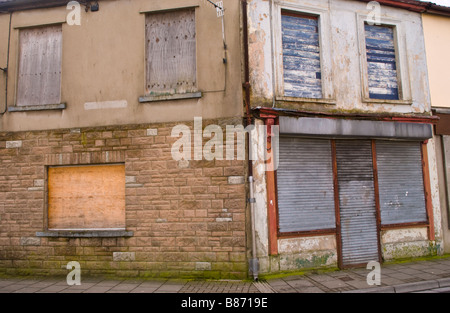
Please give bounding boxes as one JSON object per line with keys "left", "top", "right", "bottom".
{"left": 376, "top": 141, "right": 427, "bottom": 225}
{"left": 336, "top": 140, "right": 379, "bottom": 266}
{"left": 276, "top": 137, "right": 336, "bottom": 233}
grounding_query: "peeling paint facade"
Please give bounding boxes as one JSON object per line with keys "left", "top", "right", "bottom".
{"left": 247, "top": 0, "right": 443, "bottom": 274}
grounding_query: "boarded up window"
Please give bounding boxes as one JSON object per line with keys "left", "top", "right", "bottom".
{"left": 276, "top": 137, "right": 335, "bottom": 233}
{"left": 48, "top": 165, "right": 126, "bottom": 230}
{"left": 145, "top": 9, "right": 197, "bottom": 95}
{"left": 376, "top": 141, "right": 427, "bottom": 225}
{"left": 17, "top": 25, "right": 62, "bottom": 106}
{"left": 365, "top": 24, "right": 399, "bottom": 100}
{"left": 281, "top": 12, "right": 322, "bottom": 99}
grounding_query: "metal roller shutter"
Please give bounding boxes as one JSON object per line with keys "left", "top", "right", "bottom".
{"left": 276, "top": 137, "right": 336, "bottom": 233}
{"left": 376, "top": 141, "right": 427, "bottom": 225}
{"left": 336, "top": 140, "right": 379, "bottom": 266}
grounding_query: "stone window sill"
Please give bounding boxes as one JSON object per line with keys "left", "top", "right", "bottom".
{"left": 139, "top": 92, "right": 202, "bottom": 103}
{"left": 8, "top": 103, "right": 66, "bottom": 112}
{"left": 362, "top": 98, "right": 413, "bottom": 106}
{"left": 36, "top": 229, "right": 134, "bottom": 238}
{"left": 276, "top": 96, "right": 336, "bottom": 105}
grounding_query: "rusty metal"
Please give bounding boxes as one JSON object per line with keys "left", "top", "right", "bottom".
{"left": 253, "top": 107, "right": 439, "bottom": 125}
{"left": 381, "top": 222, "right": 430, "bottom": 230}
{"left": 434, "top": 113, "right": 450, "bottom": 135}
{"left": 371, "top": 140, "right": 384, "bottom": 266}
{"left": 278, "top": 229, "right": 337, "bottom": 239}
{"left": 422, "top": 141, "right": 435, "bottom": 241}
{"left": 265, "top": 118, "right": 279, "bottom": 256}
{"left": 331, "top": 140, "right": 344, "bottom": 269}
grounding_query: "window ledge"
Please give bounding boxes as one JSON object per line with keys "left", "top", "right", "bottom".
{"left": 8, "top": 103, "right": 66, "bottom": 112}
{"left": 139, "top": 92, "right": 202, "bottom": 103}
{"left": 36, "top": 230, "right": 134, "bottom": 238}
{"left": 276, "top": 96, "right": 336, "bottom": 105}
{"left": 362, "top": 98, "right": 413, "bottom": 106}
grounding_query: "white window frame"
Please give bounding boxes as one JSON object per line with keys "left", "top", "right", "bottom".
{"left": 356, "top": 13, "right": 412, "bottom": 105}
{"left": 273, "top": 2, "right": 335, "bottom": 105}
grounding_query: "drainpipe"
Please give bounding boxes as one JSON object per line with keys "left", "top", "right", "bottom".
{"left": 1, "top": 12, "right": 12, "bottom": 115}
{"left": 242, "top": 0, "right": 259, "bottom": 281}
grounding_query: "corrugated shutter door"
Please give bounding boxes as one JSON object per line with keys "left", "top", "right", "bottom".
{"left": 281, "top": 12, "right": 322, "bottom": 99}
{"left": 336, "top": 140, "right": 379, "bottom": 266}
{"left": 376, "top": 141, "right": 427, "bottom": 225}
{"left": 277, "top": 137, "right": 336, "bottom": 233}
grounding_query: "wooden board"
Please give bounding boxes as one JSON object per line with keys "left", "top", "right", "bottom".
{"left": 145, "top": 9, "right": 197, "bottom": 95}
{"left": 364, "top": 24, "right": 400, "bottom": 100}
{"left": 17, "top": 25, "right": 62, "bottom": 106}
{"left": 48, "top": 165, "right": 126, "bottom": 230}
{"left": 281, "top": 12, "right": 322, "bottom": 99}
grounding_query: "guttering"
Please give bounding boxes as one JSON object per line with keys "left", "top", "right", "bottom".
{"left": 0, "top": 0, "right": 105, "bottom": 13}
{"left": 355, "top": 0, "right": 430, "bottom": 13}
{"left": 356, "top": 0, "right": 450, "bottom": 17}
{"left": 0, "top": 0, "right": 69, "bottom": 12}
{"left": 425, "top": 3, "right": 450, "bottom": 17}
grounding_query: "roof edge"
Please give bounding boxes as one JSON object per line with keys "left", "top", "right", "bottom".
{"left": 0, "top": 0, "right": 88, "bottom": 13}
{"left": 356, "top": 0, "right": 450, "bottom": 17}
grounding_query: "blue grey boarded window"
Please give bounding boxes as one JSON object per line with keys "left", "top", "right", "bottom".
{"left": 281, "top": 11, "right": 322, "bottom": 99}
{"left": 365, "top": 24, "right": 400, "bottom": 100}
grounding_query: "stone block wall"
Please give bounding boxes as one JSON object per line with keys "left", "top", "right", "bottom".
{"left": 0, "top": 118, "right": 248, "bottom": 279}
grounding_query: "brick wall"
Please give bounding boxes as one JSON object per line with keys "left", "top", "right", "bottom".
{"left": 0, "top": 118, "right": 248, "bottom": 279}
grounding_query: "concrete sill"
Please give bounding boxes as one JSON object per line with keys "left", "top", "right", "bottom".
{"left": 139, "top": 92, "right": 202, "bottom": 103}
{"left": 362, "top": 98, "right": 413, "bottom": 106}
{"left": 8, "top": 103, "right": 66, "bottom": 112}
{"left": 276, "top": 96, "right": 336, "bottom": 105}
{"left": 36, "top": 230, "right": 134, "bottom": 238}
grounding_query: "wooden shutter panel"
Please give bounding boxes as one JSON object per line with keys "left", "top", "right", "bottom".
{"left": 276, "top": 137, "right": 336, "bottom": 233}
{"left": 281, "top": 12, "right": 322, "bottom": 99}
{"left": 146, "top": 9, "right": 197, "bottom": 95}
{"left": 365, "top": 24, "right": 400, "bottom": 100}
{"left": 17, "top": 25, "right": 62, "bottom": 106}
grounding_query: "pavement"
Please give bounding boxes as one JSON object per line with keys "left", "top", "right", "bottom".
{"left": 1, "top": 256, "right": 450, "bottom": 294}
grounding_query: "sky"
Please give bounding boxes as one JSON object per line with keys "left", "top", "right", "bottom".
{"left": 424, "top": 0, "right": 450, "bottom": 7}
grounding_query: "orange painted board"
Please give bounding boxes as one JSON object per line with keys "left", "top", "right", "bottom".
{"left": 48, "top": 165, "right": 126, "bottom": 230}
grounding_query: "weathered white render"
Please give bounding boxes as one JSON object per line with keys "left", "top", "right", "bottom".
{"left": 247, "top": 0, "right": 442, "bottom": 274}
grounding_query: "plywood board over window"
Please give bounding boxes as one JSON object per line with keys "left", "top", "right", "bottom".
{"left": 48, "top": 165, "right": 126, "bottom": 230}
{"left": 16, "top": 25, "right": 62, "bottom": 106}
{"left": 145, "top": 9, "right": 197, "bottom": 96}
